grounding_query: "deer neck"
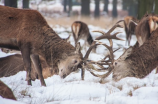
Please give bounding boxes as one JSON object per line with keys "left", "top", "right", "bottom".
{"left": 39, "top": 27, "right": 75, "bottom": 66}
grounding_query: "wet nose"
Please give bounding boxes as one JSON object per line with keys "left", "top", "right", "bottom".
{"left": 62, "top": 74, "right": 67, "bottom": 79}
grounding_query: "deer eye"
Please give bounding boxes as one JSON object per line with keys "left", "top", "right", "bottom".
{"left": 74, "top": 60, "right": 78, "bottom": 64}
{"left": 61, "top": 69, "right": 63, "bottom": 72}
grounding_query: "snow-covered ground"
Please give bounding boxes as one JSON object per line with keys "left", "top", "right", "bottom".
{"left": 0, "top": 25, "right": 158, "bottom": 104}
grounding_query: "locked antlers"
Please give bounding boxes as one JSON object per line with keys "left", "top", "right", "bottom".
{"left": 82, "top": 22, "right": 124, "bottom": 80}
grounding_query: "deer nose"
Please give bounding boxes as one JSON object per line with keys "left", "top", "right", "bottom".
{"left": 62, "top": 74, "right": 67, "bottom": 79}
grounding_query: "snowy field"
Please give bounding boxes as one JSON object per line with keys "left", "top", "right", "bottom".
{"left": 0, "top": 25, "right": 158, "bottom": 104}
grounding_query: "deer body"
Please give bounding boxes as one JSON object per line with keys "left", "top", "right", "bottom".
{"left": 113, "top": 14, "right": 158, "bottom": 81}
{"left": 0, "top": 54, "right": 58, "bottom": 80}
{"left": 71, "top": 21, "right": 95, "bottom": 52}
{"left": 0, "top": 6, "right": 82, "bottom": 86}
{"left": 135, "top": 14, "right": 158, "bottom": 46}
{"left": 120, "top": 16, "right": 138, "bottom": 46}
{"left": 113, "top": 29, "right": 158, "bottom": 81}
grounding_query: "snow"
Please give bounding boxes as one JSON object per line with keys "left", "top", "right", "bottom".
{"left": 0, "top": 24, "right": 158, "bottom": 104}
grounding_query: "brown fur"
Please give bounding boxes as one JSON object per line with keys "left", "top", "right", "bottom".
{"left": 123, "top": 16, "right": 138, "bottom": 45}
{"left": 0, "top": 54, "right": 57, "bottom": 80}
{"left": 71, "top": 21, "right": 96, "bottom": 52}
{"left": 0, "top": 6, "right": 82, "bottom": 86}
{"left": 135, "top": 14, "right": 158, "bottom": 46}
{"left": 0, "top": 80, "right": 16, "bottom": 100}
{"left": 113, "top": 27, "right": 158, "bottom": 81}
{"left": 113, "top": 14, "right": 158, "bottom": 81}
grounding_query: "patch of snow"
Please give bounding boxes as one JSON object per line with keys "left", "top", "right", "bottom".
{"left": 0, "top": 24, "right": 158, "bottom": 104}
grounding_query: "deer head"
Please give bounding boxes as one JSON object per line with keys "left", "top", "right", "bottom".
{"left": 112, "top": 47, "right": 133, "bottom": 81}
{"left": 58, "top": 43, "right": 82, "bottom": 78}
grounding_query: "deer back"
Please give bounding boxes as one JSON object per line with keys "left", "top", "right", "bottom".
{"left": 71, "top": 21, "right": 89, "bottom": 44}
{"left": 135, "top": 14, "right": 158, "bottom": 46}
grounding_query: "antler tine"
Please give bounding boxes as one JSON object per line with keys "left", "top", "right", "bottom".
{"left": 81, "top": 22, "right": 125, "bottom": 80}
{"left": 84, "top": 24, "right": 123, "bottom": 62}
{"left": 116, "top": 20, "right": 124, "bottom": 24}
{"left": 87, "top": 67, "right": 113, "bottom": 78}
{"left": 93, "top": 31, "right": 124, "bottom": 41}
{"left": 107, "top": 21, "right": 123, "bottom": 34}
{"left": 83, "top": 44, "right": 99, "bottom": 60}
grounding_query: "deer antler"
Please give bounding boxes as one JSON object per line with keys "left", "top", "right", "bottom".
{"left": 82, "top": 22, "right": 124, "bottom": 80}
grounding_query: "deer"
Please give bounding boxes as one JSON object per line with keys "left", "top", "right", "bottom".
{"left": 117, "top": 16, "right": 139, "bottom": 46}
{"left": 0, "top": 54, "right": 58, "bottom": 80}
{"left": 112, "top": 14, "right": 158, "bottom": 81}
{"left": 0, "top": 5, "right": 82, "bottom": 86}
{"left": 71, "top": 21, "right": 96, "bottom": 52}
{"left": 0, "top": 17, "right": 121, "bottom": 80}
{"left": 135, "top": 14, "right": 158, "bottom": 46}
{"left": 0, "top": 80, "right": 16, "bottom": 100}
{"left": 80, "top": 14, "right": 158, "bottom": 82}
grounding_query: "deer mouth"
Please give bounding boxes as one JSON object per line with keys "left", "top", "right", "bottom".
{"left": 112, "top": 74, "right": 122, "bottom": 82}
{"left": 62, "top": 74, "right": 67, "bottom": 79}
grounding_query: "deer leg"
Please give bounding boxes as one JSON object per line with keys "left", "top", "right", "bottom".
{"left": 156, "top": 66, "right": 158, "bottom": 74}
{"left": 31, "top": 54, "right": 46, "bottom": 86}
{"left": 81, "top": 68, "right": 85, "bottom": 80}
{"left": 20, "top": 44, "right": 32, "bottom": 85}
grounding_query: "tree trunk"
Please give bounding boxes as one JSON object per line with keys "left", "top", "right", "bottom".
{"left": 68, "top": 0, "right": 72, "bottom": 17}
{"left": 63, "top": 0, "right": 67, "bottom": 12}
{"left": 103, "top": 0, "right": 109, "bottom": 13}
{"left": 128, "top": 0, "right": 138, "bottom": 17}
{"left": 154, "top": 0, "right": 158, "bottom": 14}
{"left": 112, "top": 0, "right": 117, "bottom": 18}
{"left": 81, "top": 0, "right": 90, "bottom": 16}
{"left": 4, "top": 0, "right": 17, "bottom": 8}
{"left": 94, "top": 0, "right": 100, "bottom": 18}
{"left": 122, "top": 0, "right": 128, "bottom": 10}
{"left": 137, "top": 0, "right": 154, "bottom": 19}
{"left": 113, "top": 29, "right": 158, "bottom": 81}
{"left": 23, "top": 0, "right": 29, "bottom": 9}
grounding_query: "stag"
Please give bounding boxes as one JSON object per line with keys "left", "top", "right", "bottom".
{"left": 0, "top": 22, "right": 122, "bottom": 81}
{"left": 0, "top": 5, "right": 82, "bottom": 86}
{"left": 71, "top": 21, "right": 96, "bottom": 52}
{"left": 0, "top": 54, "right": 58, "bottom": 80}
{"left": 117, "top": 16, "right": 138, "bottom": 46}
{"left": 79, "top": 22, "right": 123, "bottom": 80}
{"left": 113, "top": 14, "right": 158, "bottom": 81}
{"left": 81, "top": 14, "right": 158, "bottom": 82}
{"left": 0, "top": 80, "right": 16, "bottom": 100}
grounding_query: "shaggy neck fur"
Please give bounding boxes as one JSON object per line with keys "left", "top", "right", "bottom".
{"left": 38, "top": 27, "right": 76, "bottom": 66}
{"left": 127, "top": 28, "right": 158, "bottom": 78}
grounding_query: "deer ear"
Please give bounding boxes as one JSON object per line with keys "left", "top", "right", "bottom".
{"left": 121, "top": 47, "right": 133, "bottom": 60}
{"left": 148, "top": 18, "right": 158, "bottom": 33}
{"left": 75, "top": 42, "right": 81, "bottom": 54}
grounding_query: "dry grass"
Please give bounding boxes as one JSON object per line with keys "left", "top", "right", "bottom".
{"left": 45, "top": 16, "right": 123, "bottom": 29}
{"left": 128, "top": 90, "right": 133, "bottom": 96}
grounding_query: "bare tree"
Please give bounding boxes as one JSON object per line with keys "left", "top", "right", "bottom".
{"left": 68, "top": 0, "right": 72, "bottom": 17}
{"left": 4, "top": 0, "right": 17, "bottom": 8}
{"left": 112, "top": 0, "right": 117, "bottom": 18}
{"left": 23, "top": 0, "right": 29, "bottom": 9}
{"left": 63, "top": 0, "right": 67, "bottom": 12}
{"left": 81, "top": 0, "right": 90, "bottom": 16}
{"left": 103, "top": 0, "right": 109, "bottom": 13}
{"left": 137, "top": 0, "right": 154, "bottom": 19}
{"left": 94, "top": 0, "right": 100, "bottom": 18}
